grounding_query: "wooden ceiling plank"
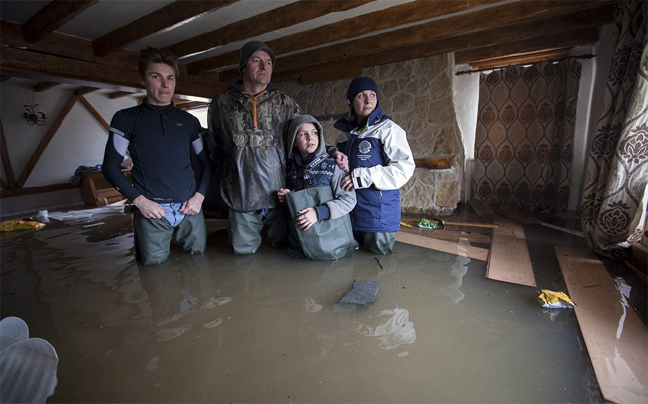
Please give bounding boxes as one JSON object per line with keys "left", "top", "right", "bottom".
{"left": 456, "top": 28, "right": 599, "bottom": 66}
{"left": 186, "top": 0, "right": 500, "bottom": 73}
{"left": 168, "top": 0, "right": 376, "bottom": 59}
{"left": 93, "top": 0, "right": 239, "bottom": 57}
{"left": 22, "top": 0, "right": 98, "bottom": 44}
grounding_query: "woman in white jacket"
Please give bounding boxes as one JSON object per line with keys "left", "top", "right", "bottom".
{"left": 335, "top": 76, "right": 415, "bottom": 254}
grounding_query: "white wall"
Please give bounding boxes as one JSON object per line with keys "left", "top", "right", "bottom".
{"left": 453, "top": 65, "right": 480, "bottom": 201}
{"left": 1, "top": 80, "right": 139, "bottom": 217}
{"left": 568, "top": 26, "right": 616, "bottom": 210}
{"left": 192, "top": 107, "right": 209, "bottom": 128}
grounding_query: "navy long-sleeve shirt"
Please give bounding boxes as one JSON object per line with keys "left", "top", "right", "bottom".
{"left": 103, "top": 100, "right": 210, "bottom": 204}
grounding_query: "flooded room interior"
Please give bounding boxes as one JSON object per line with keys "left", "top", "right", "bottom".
{"left": 1, "top": 0, "right": 647, "bottom": 403}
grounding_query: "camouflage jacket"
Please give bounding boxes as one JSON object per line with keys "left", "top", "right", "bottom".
{"left": 207, "top": 81, "right": 302, "bottom": 212}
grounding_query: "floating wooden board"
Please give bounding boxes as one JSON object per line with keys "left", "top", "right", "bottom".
{"left": 486, "top": 217, "right": 536, "bottom": 287}
{"left": 555, "top": 245, "right": 648, "bottom": 404}
{"left": 396, "top": 230, "right": 489, "bottom": 261}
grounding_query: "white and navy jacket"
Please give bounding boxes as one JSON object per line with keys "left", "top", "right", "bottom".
{"left": 334, "top": 104, "right": 415, "bottom": 232}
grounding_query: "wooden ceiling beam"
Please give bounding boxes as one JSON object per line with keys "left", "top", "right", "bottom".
{"left": 465, "top": 48, "right": 575, "bottom": 70}
{"left": 93, "top": 0, "right": 239, "bottom": 57}
{"left": 456, "top": 29, "right": 599, "bottom": 66}
{"left": 186, "top": 0, "right": 500, "bottom": 73}
{"left": 22, "top": 0, "right": 98, "bottom": 44}
{"left": 273, "top": 24, "right": 600, "bottom": 86}
{"left": 0, "top": 46, "right": 218, "bottom": 99}
{"left": 2, "top": 20, "right": 138, "bottom": 71}
{"left": 168, "top": 0, "right": 376, "bottom": 59}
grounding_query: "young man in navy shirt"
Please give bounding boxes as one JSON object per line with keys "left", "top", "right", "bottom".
{"left": 103, "top": 47, "right": 211, "bottom": 265}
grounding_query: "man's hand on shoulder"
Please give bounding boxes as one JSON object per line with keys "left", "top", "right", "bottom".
{"left": 332, "top": 151, "right": 349, "bottom": 172}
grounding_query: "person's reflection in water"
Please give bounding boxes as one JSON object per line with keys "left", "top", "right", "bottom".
{"left": 137, "top": 255, "right": 228, "bottom": 342}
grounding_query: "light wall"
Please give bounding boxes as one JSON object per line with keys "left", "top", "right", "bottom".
{"left": 0, "top": 82, "right": 139, "bottom": 217}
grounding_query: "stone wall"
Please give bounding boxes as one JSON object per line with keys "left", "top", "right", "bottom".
{"left": 280, "top": 53, "right": 464, "bottom": 216}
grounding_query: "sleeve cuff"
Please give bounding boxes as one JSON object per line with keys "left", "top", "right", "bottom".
{"left": 315, "top": 205, "right": 331, "bottom": 221}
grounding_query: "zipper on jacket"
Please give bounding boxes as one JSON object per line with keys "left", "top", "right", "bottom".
{"left": 252, "top": 90, "right": 266, "bottom": 129}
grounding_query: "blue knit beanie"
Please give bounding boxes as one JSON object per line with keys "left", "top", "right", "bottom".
{"left": 239, "top": 41, "right": 275, "bottom": 72}
{"left": 346, "top": 76, "right": 378, "bottom": 104}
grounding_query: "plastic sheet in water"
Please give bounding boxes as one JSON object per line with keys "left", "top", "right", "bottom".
{"left": 339, "top": 280, "right": 380, "bottom": 306}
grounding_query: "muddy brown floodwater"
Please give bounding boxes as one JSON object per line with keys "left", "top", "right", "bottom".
{"left": 0, "top": 210, "right": 602, "bottom": 403}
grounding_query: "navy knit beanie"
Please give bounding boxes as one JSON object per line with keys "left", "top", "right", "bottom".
{"left": 239, "top": 41, "right": 275, "bottom": 72}
{"left": 346, "top": 76, "right": 378, "bottom": 103}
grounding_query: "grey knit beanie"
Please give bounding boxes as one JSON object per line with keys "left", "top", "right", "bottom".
{"left": 239, "top": 41, "right": 275, "bottom": 72}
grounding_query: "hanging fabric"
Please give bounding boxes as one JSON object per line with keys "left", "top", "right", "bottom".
{"left": 473, "top": 59, "right": 581, "bottom": 212}
{"left": 581, "top": 1, "right": 648, "bottom": 259}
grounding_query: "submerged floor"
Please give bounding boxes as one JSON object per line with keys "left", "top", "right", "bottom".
{"left": 1, "top": 209, "right": 606, "bottom": 403}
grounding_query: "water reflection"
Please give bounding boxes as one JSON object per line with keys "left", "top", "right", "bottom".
{"left": 440, "top": 254, "right": 471, "bottom": 304}
{"left": 355, "top": 307, "right": 416, "bottom": 350}
{"left": 137, "top": 256, "right": 231, "bottom": 343}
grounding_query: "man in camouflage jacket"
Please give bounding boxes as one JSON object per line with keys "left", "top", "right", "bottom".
{"left": 207, "top": 41, "right": 302, "bottom": 254}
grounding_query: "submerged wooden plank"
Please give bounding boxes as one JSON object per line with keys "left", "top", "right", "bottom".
{"left": 555, "top": 245, "right": 648, "bottom": 404}
{"left": 486, "top": 217, "right": 536, "bottom": 287}
{"left": 396, "top": 231, "right": 488, "bottom": 261}
{"left": 400, "top": 223, "right": 492, "bottom": 245}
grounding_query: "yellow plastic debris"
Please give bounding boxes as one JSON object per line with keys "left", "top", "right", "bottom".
{"left": 0, "top": 220, "right": 46, "bottom": 232}
{"left": 536, "top": 289, "right": 577, "bottom": 309}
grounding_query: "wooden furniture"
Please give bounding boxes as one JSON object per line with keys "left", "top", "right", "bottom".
{"left": 80, "top": 170, "right": 131, "bottom": 207}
